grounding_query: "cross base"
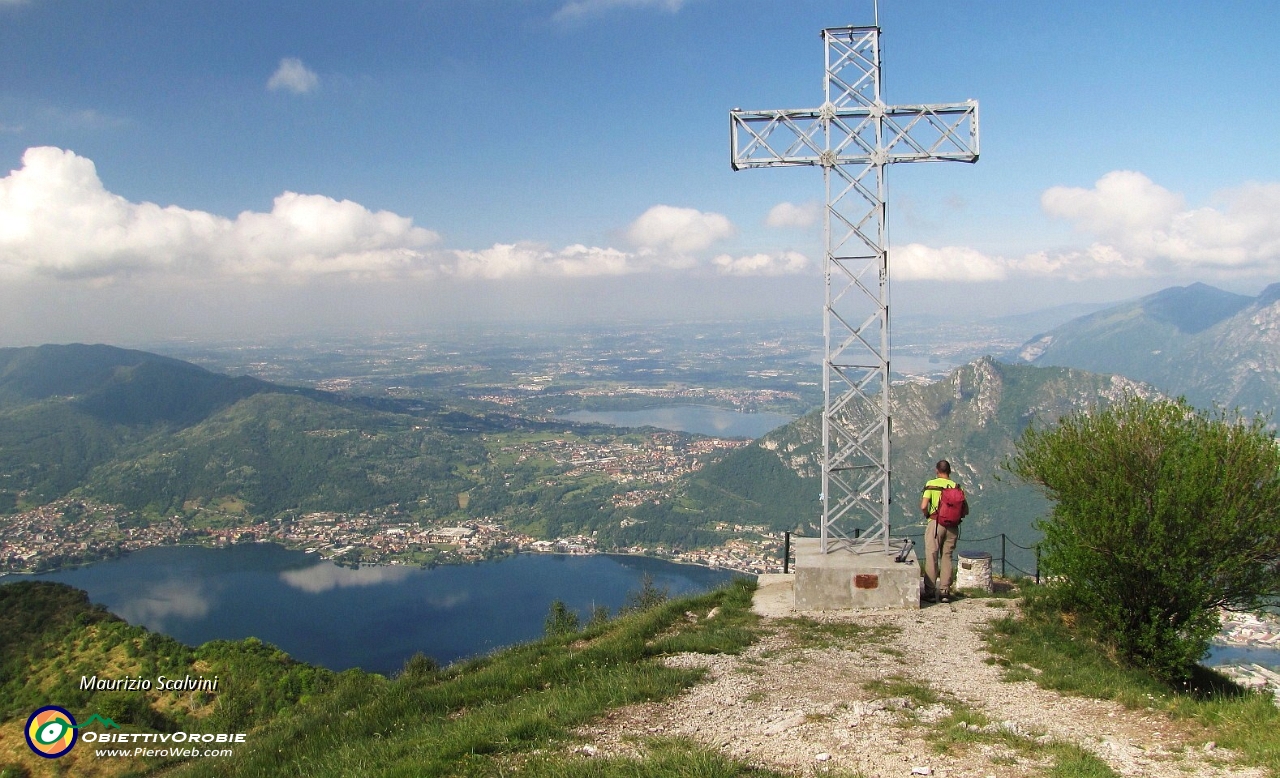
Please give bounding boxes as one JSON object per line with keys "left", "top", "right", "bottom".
{"left": 792, "top": 536, "right": 920, "bottom": 611}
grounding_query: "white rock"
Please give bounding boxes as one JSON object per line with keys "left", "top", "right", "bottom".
{"left": 579, "top": 745, "right": 598, "bottom": 757}
{"left": 911, "top": 767, "right": 932, "bottom": 776}
{"left": 815, "top": 752, "right": 831, "bottom": 762}
{"left": 761, "top": 712, "right": 808, "bottom": 735}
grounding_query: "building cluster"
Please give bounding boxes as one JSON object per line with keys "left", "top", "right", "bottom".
{"left": 0, "top": 494, "right": 787, "bottom": 577}
{"left": 559, "top": 385, "right": 800, "bottom": 412}
{"left": 501, "top": 432, "right": 747, "bottom": 485}
{"left": 1218, "top": 611, "right": 1280, "bottom": 647}
{"left": 0, "top": 499, "right": 188, "bottom": 573}
{"left": 272, "top": 514, "right": 522, "bottom": 564}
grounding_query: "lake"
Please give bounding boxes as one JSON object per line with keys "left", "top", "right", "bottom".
{"left": 559, "top": 405, "right": 793, "bottom": 438}
{"left": 9, "top": 544, "right": 740, "bottom": 675}
{"left": 1204, "top": 643, "right": 1280, "bottom": 670}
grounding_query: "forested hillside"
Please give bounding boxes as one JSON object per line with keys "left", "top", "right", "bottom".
{"left": 673, "top": 358, "right": 1159, "bottom": 546}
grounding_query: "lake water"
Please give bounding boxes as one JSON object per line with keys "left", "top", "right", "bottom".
{"left": 1204, "top": 643, "right": 1280, "bottom": 669}
{"left": 9, "top": 544, "right": 739, "bottom": 675}
{"left": 560, "top": 405, "right": 793, "bottom": 438}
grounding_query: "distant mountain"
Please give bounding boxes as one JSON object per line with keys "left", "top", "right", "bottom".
{"left": 661, "top": 358, "right": 1158, "bottom": 549}
{"left": 0, "top": 344, "right": 484, "bottom": 517}
{"left": 1008, "top": 283, "right": 1280, "bottom": 417}
{"left": 984, "top": 301, "right": 1115, "bottom": 337}
{"left": 0, "top": 343, "right": 286, "bottom": 425}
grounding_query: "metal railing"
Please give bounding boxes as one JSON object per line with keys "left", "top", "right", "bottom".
{"left": 782, "top": 529, "right": 1040, "bottom": 583}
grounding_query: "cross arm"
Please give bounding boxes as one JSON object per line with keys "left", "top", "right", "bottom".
{"left": 730, "top": 100, "right": 979, "bottom": 170}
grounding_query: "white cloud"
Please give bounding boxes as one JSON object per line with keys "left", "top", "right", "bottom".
{"left": 554, "top": 0, "right": 686, "bottom": 21}
{"left": 0, "top": 146, "right": 439, "bottom": 280}
{"left": 712, "top": 251, "right": 809, "bottom": 276}
{"left": 893, "top": 244, "right": 1009, "bottom": 282}
{"left": 893, "top": 243, "right": 1147, "bottom": 283}
{"left": 1042, "top": 171, "right": 1280, "bottom": 273}
{"left": 892, "top": 172, "right": 1280, "bottom": 283}
{"left": 267, "top": 57, "right": 319, "bottom": 94}
{"left": 765, "top": 201, "right": 821, "bottom": 229}
{"left": 450, "top": 242, "right": 634, "bottom": 279}
{"left": 626, "top": 204, "right": 733, "bottom": 254}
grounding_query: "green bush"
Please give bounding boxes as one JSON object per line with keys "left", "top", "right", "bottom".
{"left": 543, "top": 600, "right": 580, "bottom": 636}
{"left": 1010, "top": 396, "right": 1280, "bottom": 681}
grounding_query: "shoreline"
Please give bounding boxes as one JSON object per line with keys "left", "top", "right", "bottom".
{"left": 1, "top": 538, "right": 768, "bottom": 581}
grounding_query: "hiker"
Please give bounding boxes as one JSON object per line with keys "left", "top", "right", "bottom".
{"left": 920, "top": 459, "right": 968, "bottom": 603}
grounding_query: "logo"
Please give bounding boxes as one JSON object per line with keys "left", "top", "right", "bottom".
{"left": 25, "top": 706, "right": 78, "bottom": 759}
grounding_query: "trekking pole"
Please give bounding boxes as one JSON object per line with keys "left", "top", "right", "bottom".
{"left": 783, "top": 531, "right": 790, "bottom": 574}
{"left": 1001, "top": 534, "right": 1007, "bottom": 578}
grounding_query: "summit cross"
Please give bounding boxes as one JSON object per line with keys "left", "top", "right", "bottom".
{"left": 730, "top": 23, "right": 979, "bottom": 555}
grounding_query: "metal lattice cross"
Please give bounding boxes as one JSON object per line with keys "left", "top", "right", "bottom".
{"left": 730, "top": 25, "right": 979, "bottom": 555}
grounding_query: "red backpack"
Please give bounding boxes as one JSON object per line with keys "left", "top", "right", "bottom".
{"left": 929, "top": 483, "right": 968, "bottom": 528}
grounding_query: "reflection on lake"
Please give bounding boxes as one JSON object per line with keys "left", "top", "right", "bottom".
{"left": 115, "top": 578, "right": 212, "bottom": 624}
{"left": 279, "top": 563, "right": 416, "bottom": 594}
{"left": 560, "top": 405, "right": 793, "bottom": 438}
{"left": 17, "top": 544, "right": 738, "bottom": 675}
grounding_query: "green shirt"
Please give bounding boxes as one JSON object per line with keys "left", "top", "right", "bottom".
{"left": 922, "top": 477, "right": 959, "bottom": 517}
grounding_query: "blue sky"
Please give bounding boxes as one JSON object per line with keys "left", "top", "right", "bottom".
{"left": 0, "top": 0, "right": 1278, "bottom": 343}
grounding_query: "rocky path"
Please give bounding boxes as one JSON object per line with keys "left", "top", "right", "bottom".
{"left": 577, "top": 590, "right": 1263, "bottom": 778}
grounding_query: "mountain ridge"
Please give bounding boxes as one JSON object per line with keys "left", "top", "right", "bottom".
{"left": 1008, "top": 283, "right": 1280, "bottom": 417}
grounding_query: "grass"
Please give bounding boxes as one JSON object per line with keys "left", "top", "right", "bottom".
{"left": 862, "top": 675, "right": 942, "bottom": 709}
{"left": 987, "top": 585, "right": 1280, "bottom": 774}
{"left": 165, "top": 579, "right": 776, "bottom": 778}
{"left": 484, "top": 738, "right": 792, "bottom": 778}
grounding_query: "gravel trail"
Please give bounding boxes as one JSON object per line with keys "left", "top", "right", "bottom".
{"left": 576, "top": 595, "right": 1263, "bottom": 778}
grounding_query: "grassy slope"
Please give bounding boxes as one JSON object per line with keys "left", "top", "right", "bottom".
{"left": 988, "top": 587, "right": 1280, "bottom": 775}
{"left": 0, "top": 582, "right": 333, "bottom": 777}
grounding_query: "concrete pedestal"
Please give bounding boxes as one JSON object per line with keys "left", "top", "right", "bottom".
{"left": 793, "top": 537, "right": 921, "bottom": 611}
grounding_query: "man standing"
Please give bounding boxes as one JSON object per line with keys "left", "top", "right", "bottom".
{"left": 920, "top": 459, "right": 968, "bottom": 603}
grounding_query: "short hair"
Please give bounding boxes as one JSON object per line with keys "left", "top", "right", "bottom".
{"left": 935, "top": 459, "right": 951, "bottom": 475}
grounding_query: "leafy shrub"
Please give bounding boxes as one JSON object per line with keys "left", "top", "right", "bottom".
{"left": 1010, "top": 396, "right": 1280, "bottom": 681}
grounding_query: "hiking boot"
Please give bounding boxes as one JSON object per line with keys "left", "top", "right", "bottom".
{"left": 939, "top": 590, "right": 951, "bottom": 604}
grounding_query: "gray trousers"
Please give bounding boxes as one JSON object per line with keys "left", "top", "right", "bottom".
{"left": 924, "top": 519, "right": 959, "bottom": 595}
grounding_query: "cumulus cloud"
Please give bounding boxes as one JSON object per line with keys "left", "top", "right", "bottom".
{"left": 1043, "top": 171, "right": 1280, "bottom": 272}
{"left": 0, "top": 148, "right": 756, "bottom": 284}
{"left": 0, "top": 146, "right": 439, "bottom": 280}
{"left": 893, "top": 171, "right": 1280, "bottom": 283}
{"left": 626, "top": 204, "right": 733, "bottom": 254}
{"left": 893, "top": 243, "right": 1146, "bottom": 283}
{"left": 554, "top": 0, "right": 687, "bottom": 21}
{"left": 267, "top": 57, "right": 319, "bottom": 94}
{"left": 712, "top": 251, "right": 809, "bottom": 276}
{"left": 893, "top": 244, "right": 1009, "bottom": 282}
{"left": 765, "top": 201, "right": 821, "bottom": 229}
